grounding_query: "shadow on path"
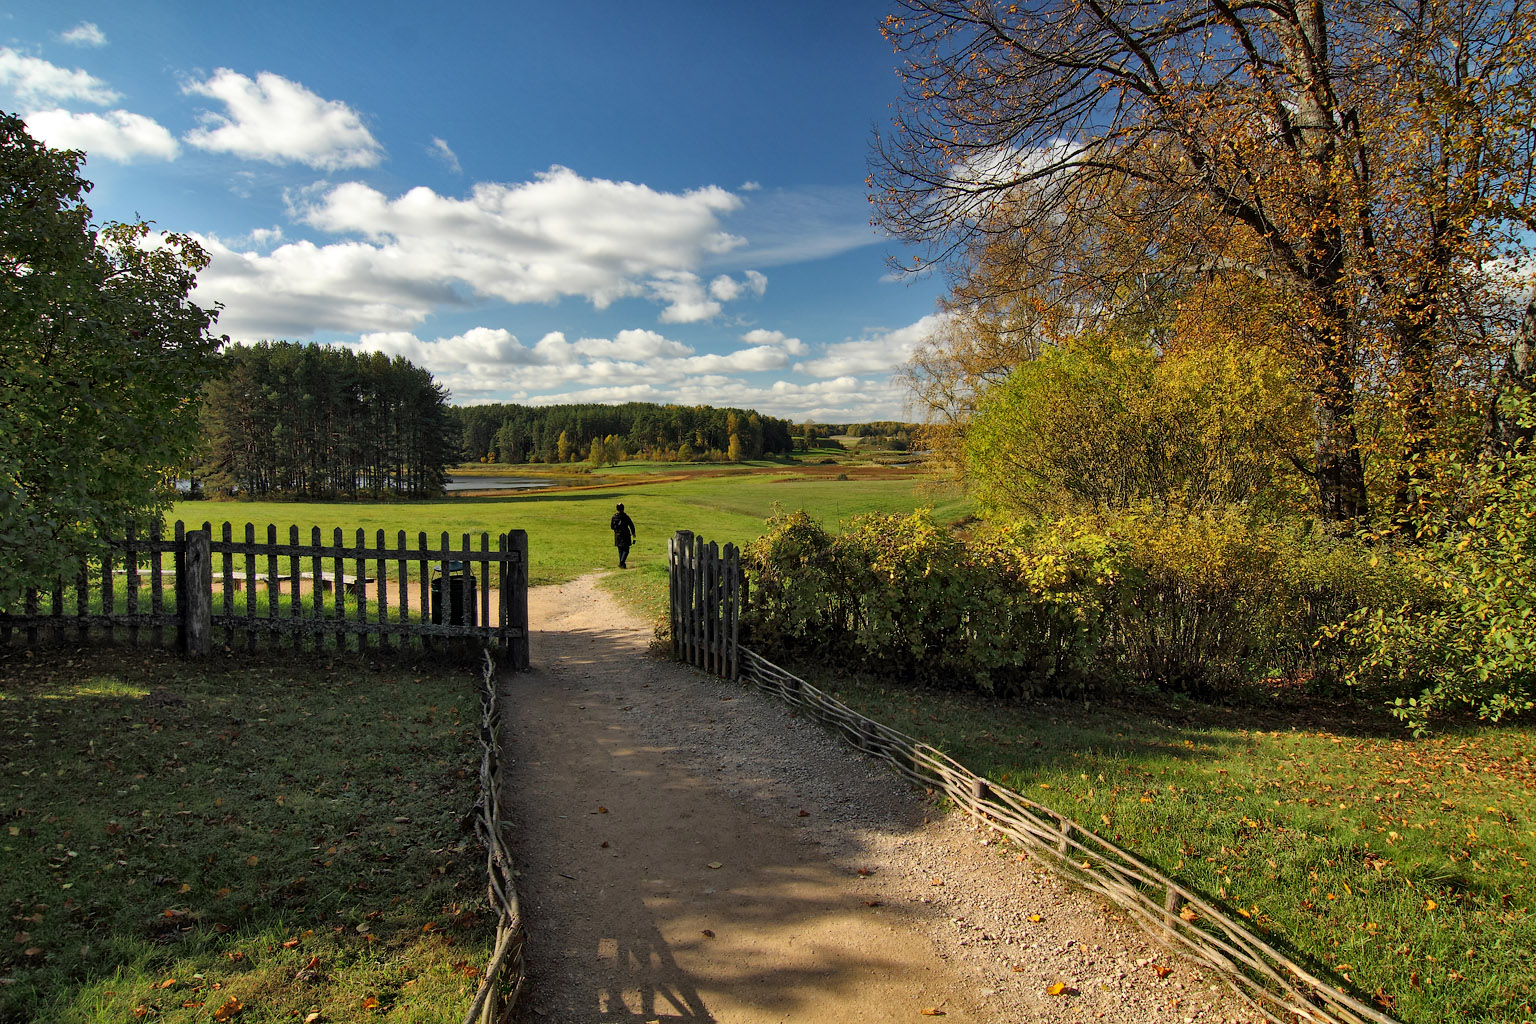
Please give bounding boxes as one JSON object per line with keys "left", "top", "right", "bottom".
{"left": 501, "top": 582, "right": 983, "bottom": 1024}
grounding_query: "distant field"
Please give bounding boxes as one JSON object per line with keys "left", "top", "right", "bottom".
{"left": 170, "top": 464, "right": 969, "bottom": 622}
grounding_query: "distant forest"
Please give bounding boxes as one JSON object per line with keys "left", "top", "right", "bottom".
{"left": 198, "top": 342, "right": 458, "bottom": 499}
{"left": 194, "top": 342, "right": 914, "bottom": 498}
{"left": 451, "top": 402, "right": 797, "bottom": 465}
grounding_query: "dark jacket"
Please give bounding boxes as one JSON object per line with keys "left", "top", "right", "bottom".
{"left": 610, "top": 510, "right": 636, "bottom": 547}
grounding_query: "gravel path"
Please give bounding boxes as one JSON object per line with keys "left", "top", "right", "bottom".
{"left": 501, "top": 574, "right": 1262, "bottom": 1024}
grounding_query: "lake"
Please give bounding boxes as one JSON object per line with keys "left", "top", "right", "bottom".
{"left": 443, "top": 475, "right": 553, "bottom": 492}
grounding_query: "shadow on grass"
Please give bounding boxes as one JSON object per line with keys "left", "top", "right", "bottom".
{"left": 0, "top": 647, "right": 495, "bottom": 1024}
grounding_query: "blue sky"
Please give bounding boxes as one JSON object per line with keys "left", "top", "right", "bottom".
{"left": 1, "top": 2, "right": 947, "bottom": 420}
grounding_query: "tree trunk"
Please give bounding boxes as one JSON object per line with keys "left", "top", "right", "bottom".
{"left": 1314, "top": 336, "right": 1369, "bottom": 522}
{"left": 1394, "top": 302, "right": 1438, "bottom": 512}
{"left": 1485, "top": 296, "right": 1536, "bottom": 458}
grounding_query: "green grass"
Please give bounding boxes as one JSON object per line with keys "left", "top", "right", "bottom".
{"left": 171, "top": 465, "right": 970, "bottom": 617}
{"left": 0, "top": 648, "right": 495, "bottom": 1024}
{"left": 791, "top": 668, "right": 1536, "bottom": 1024}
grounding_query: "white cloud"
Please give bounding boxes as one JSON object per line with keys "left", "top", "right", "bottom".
{"left": 720, "top": 185, "right": 879, "bottom": 267}
{"left": 340, "top": 319, "right": 922, "bottom": 419}
{"left": 60, "top": 23, "right": 107, "bottom": 48}
{"left": 196, "top": 168, "right": 754, "bottom": 339}
{"left": 244, "top": 226, "right": 284, "bottom": 249}
{"left": 739, "top": 180, "right": 762, "bottom": 191}
{"left": 571, "top": 328, "right": 693, "bottom": 361}
{"left": 795, "top": 313, "right": 948, "bottom": 378}
{"left": 191, "top": 235, "right": 461, "bottom": 338}
{"left": 741, "top": 328, "right": 808, "bottom": 356}
{"left": 429, "top": 136, "right": 460, "bottom": 174}
{"left": 183, "top": 69, "right": 383, "bottom": 169}
{"left": 650, "top": 271, "right": 720, "bottom": 323}
{"left": 25, "top": 108, "right": 179, "bottom": 161}
{"left": 707, "top": 270, "right": 768, "bottom": 302}
{"left": 0, "top": 47, "right": 118, "bottom": 104}
{"left": 679, "top": 345, "right": 790, "bottom": 374}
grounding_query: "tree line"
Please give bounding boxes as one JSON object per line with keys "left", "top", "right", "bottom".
{"left": 452, "top": 402, "right": 796, "bottom": 465}
{"left": 197, "top": 341, "right": 458, "bottom": 499}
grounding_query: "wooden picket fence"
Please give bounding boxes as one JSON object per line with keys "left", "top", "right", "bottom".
{"left": 0, "top": 520, "right": 530, "bottom": 667}
{"left": 666, "top": 534, "right": 1400, "bottom": 1024}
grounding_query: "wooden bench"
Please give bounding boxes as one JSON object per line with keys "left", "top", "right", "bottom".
{"left": 298, "top": 571, "right": 375, "bottom": 594}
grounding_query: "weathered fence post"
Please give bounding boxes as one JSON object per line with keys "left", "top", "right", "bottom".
{"left": 670, "top": 531, "right": 693, "bottom": 661}
{"left": 508, "top": 529, "right": 530, "bottom": 670}
{"left": 182, "top": 530, "right": 212, "bottom": 657}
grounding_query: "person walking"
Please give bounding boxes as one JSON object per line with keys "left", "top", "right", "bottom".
{"left": 610, "top": 503, "right": 636, "bottom": 568}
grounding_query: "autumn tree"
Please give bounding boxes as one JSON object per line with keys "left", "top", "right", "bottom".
{"left": 873, "top": 0, "right": 1536, "bottom": 522}
{"left": 1, "top": 113, "right": 223, "bottom": 606}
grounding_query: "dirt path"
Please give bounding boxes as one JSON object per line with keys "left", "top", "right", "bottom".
{"left": 501, "top": 575, "right": 1260, "bottom": 1024}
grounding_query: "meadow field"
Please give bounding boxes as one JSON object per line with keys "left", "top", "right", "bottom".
{"left": 154, "top": 459, "right": 1536, "bottom": 1023}
{"left": 171, "top": 460, "right": 969, "bottom": 624}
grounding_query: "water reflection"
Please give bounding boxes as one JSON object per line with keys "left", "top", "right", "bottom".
{"left": 444, "top": 475, "right": 554, "bottom": 492}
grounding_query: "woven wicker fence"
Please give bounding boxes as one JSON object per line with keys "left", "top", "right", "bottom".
{"left": 461, "top": 650, "right": 527, "bottom": 1024}
{"left": 668, "top": 534, "right": 1400, "bottom": 1024}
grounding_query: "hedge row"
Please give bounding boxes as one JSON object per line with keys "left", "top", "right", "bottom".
{"left": 742, "top": 507, "right": 1410, "bottom": 699}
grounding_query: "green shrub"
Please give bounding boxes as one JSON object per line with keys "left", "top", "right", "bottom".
{"left": 1329, "top": 389, "right": 1536, "bottom": 733}
{"left": 744, "top": 505, "right": 1402, "bottom": 701}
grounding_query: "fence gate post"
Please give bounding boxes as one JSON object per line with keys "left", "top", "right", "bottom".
{"left": 670, "top": 531, "right": 693, "bottom": 661}
{"left": 182, "top": 530, "right": 212, "bottom": 657}
{"left": 508, "top": 529, "right": 530, "bottom": 670}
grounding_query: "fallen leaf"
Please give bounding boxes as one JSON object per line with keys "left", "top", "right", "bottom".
{"left": 1373, "top": 987, "right": 1396, "bottom": 1010}
{"left": 211, "top": 995, "right": 242, "bottom": 1020}
{"left": 1179, "top": 906, "right": 1198, "bottom": 922}
{"left": 158, "top": 978, "right": 177, "bottom": 989}
{"left": 856, "top": 867, "right": 874, "bottom": 876}
{"left": 929, "top": 878, "right": 944, "bottom": 886}
{"left": 797, "top": 810, "right": 809, "bottom": 817}
{"left": 1153, "top": 965, "right": 1173, "bottom": 979}
{"left": 23, "top": 947, "right": 41, "bottom": 957}
{"left": 282, "top": 938, "right": 300, "bottom": 948}
{"left": 304, "top": 1014, "right": 323, "bottom": 1024}
{"left": 920, "top": 1009, "right": 946, "bottom": 1017}
{"left": 598, "top": 806, "right": 608, "bottom": 814}
{"left": 600, "top": 841, "right": 609, "bottom": 849}
{"left": 11, "top": 932, "right": 27, "bottom": 945}
{"left": 1047, "top": 982, "right": 1077, "bottom": 996}
{"left": 1026, "top": 914, "right": 1043, "bottom": 922}
{"left": 701, "top": 929, "right": 715, "bottom": 938}
{"left": 245, "top": 856, "right": 259, "bottom": 867}
{"left": 362, "top": 995, "right": 380, "bottom": 1010}
{"left": 1011, "top": 966, "right": 1025, "bottom": 973}
{"left": 864, "top": 900, "right": 883, "bottom": 907}
{"left": 707, "top": 862, "right": 723, "bottom": 870}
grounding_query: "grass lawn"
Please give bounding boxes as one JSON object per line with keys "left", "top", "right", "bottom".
{"left": 0, "top": 647, "right": 495, "bottom": 1024}
{"left": 171, "top": 463, "right": 971, "bottom": 624}
{"left": 792, "top": 667, "right": 1536, "bottom": 1024}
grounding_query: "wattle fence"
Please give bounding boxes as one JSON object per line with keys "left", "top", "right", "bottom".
{"left": 667, "top": 531, "right": 1398, "bottom": 1024}
{"left": 0, "top": 520, "right": 530, "bottom": 667}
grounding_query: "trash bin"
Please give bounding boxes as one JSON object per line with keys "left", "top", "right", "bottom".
{"left": 430, "top": 561, "right": 477, "bottom": 626}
